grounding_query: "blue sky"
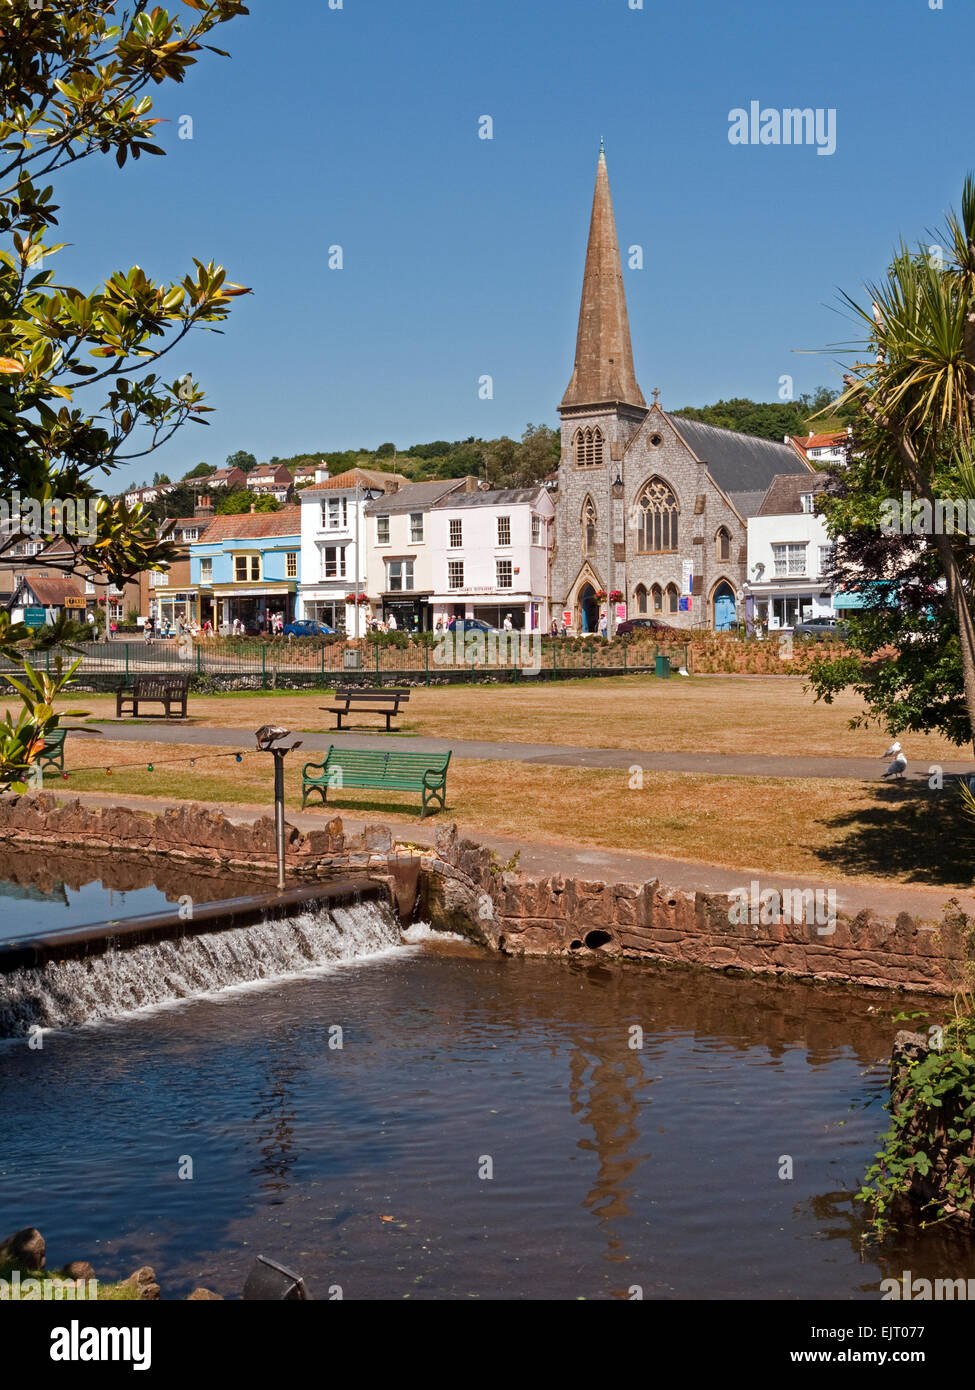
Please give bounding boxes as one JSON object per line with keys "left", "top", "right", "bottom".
{"left": 53, "top": 0, "right": 975, "bottom": 486}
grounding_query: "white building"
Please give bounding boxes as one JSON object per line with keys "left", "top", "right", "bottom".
{"left": 364, "top": 478, "right": 477, "bottom": 630}
{"left": 296, "top": 466, "right": 409, "bottom": 633}
{"left": 429, "top": 486, "right": 556, "bottom": 631}
{"left": 786, "top": 430, "right": 850, "bottom": 468}
{"left": 746, "top": 473, "right": 836, "bottom": 631}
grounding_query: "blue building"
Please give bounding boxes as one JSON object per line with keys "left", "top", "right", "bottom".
{"left": 189, "top": 508, "right": 301, "bottom": 633}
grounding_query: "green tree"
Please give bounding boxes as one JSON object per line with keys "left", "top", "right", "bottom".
{"left": 184, "top": 461, "right": 216, "bottom": 479}
{"left": 0, "top": 0, "right": 250, "bottom": 787}
{"left": 808, "top": 180, "right": 975, "bottom": 754}
{"left": 215, "top": 488, "right": 280, "bottom": 515}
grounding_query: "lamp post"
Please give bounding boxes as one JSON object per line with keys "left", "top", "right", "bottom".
{"left": 255, "top": 725, "right": 303, "bottom": 890}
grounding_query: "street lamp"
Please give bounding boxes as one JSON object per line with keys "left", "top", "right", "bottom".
{"left": 255, "top": 724, "right": 303, "bottom": 890}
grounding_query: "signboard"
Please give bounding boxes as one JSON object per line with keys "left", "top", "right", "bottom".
{"left": 64, "top": 595, "right": 86, "bottom": 610}
{"left": 679, "top": 596, "right": 691, "bottom": 612}
{"left": 615, "top": 603, "right": 626, "bottom": 621}
{"left": 562, "top": 610, "right": 572, "bottom": 627}
{"left": 682, "top": 561, "right": 694, "bottom": 595}
{"left": 24, "top": 607, "right": 46, "bottom": 629}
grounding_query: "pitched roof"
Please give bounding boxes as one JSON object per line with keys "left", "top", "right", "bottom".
{"left": 667, "top": 415, "right": 814, "bottom": 498}
{"left": 303, "top": 468, "right": 410, "bottom": 493}
{"left": 192, "top": 508, "right": 301, "bottom": 542}
{"left": 792, "top": 431, "right": 848, "bottom": 452}
{"left": 433, "top": 486, "right": 546, "bottom": 509}
{"left": 727, "top": 490, "right": 768, "bottom": 519}
{"left": 364, "top": 479, "right": 473, "bottom": 515}
{"left": 14, "top": 576, "right": 84, "bottom": 606}
{"left": 756, "top": 473, "right": 822, "bottom": 517}
{"left": 561, "top": 150, "right": 645, "bottom": 412}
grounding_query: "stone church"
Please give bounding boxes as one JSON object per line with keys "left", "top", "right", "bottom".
{"left": 551, "top": 149, "right": 813, "bottom": 632}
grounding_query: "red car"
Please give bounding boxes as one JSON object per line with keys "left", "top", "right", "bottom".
{"left": 614, "top": 617, "right": 681, "bottom": 637}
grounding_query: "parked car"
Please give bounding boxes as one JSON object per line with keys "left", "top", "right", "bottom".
{"left": 615, "top": 617, "right": 681, "bottom": 637}
{"left": 792, "top": 616, "right": 848, "bottom": 640}
{"left": 283, "top": 619, "right": 336, "bottom": 637}
{"left": 446, "top": 617, "right": 510, "bottom": 634}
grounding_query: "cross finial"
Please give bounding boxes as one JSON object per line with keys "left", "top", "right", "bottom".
{"left": 599, "top": 135, "right": 605, "bottom": 155}
{"left": 652, "top": 386, "right": 660, "bottom": 405}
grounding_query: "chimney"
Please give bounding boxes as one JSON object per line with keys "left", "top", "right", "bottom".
{"left": 315, "top": 462, "right": 330, "bottom": 484}
{"left": 385, "top": 480, "right": 399, "bottom": 495}
{"left": 463, "top": 475, "right": 479, "bottom": 492}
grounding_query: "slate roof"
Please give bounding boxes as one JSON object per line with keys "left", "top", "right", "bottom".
{"left": 757, "top": 474, "right": 823, "bottom": 517}
{"left": 726, "top": 490, "right": 768, "bottom": 519}
{"left": 432, "top": 487, "right": 545, "bottom": 509}
{"left": 667, "top": 416, "right": 812, "bottom": 497}
{"left": 364, "top": 479, "right": 473, "bottom": 516}
{"left": 193, "top": 508, "right": 301, "bottom": 542}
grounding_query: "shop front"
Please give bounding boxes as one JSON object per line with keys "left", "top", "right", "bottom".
{"left": 150, "top": 588, "right": 200, "bottom": 629}
{"left": 212, "top": 582, "right": 296, "bottom": 634}
{"left": 380, "top": 593, "right": 432, "bottom": 633}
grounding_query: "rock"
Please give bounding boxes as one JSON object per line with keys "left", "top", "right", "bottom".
{"left": 123, "top": 1266, "right": 161, "bottom": 1300}
{"left": 186, "top": 1287, "right": 223, "bottom": 1300}
{"left": 63, "top": 1261, "right": 95, "bottom": 1281}
{"left": 0, "top": 1227, "right": 45, "bottom": 1270}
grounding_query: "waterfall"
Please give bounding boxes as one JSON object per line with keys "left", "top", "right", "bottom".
{"left": 0, "top": 899, "right": 404, "bottom": 1037}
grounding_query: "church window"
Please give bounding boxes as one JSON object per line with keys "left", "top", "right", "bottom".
{"left": 651, "top": 584, "right": 662, "bottom": 612}
{"left": 574, "top": 426, "right": 604, "bottom": 468}
{"left": 635, "top": 584, "right": 648, "bottom": 615}
{"left": 636, "top": 478, "right": 679, "bottom": 553}
{"left": 666, "top": 583, "right": 679, "bottom": 613}
{"left": 582, "top": 497, "right": 597, "bottom": 554}
{"left": 716, "top": 526, "right": 731, "bottom": 561}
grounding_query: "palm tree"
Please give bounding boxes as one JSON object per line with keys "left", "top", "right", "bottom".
{"left": 836, "top": 177, "right": 975, "bottom": 755}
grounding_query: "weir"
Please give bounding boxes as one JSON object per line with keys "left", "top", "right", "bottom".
{"left": 0, "top": 888, "right": 402, "bottom": 1038}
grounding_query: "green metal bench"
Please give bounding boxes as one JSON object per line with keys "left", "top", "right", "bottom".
{"left": 301, "top": 746, "right": 451, "bottom": 818}
{"left": 37, "top": 728, "right": 67, "bottom": 773}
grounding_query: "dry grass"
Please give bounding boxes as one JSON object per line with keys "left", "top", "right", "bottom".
{"left": 54, "top": 736, "right": 975, "bottom": 887}
{"left": 72, "top": 676, "right": 965, "bottom": 762}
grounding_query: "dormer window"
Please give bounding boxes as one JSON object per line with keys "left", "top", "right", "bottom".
{"left": 800, "top": 493, "right": 814, "bottom": 513}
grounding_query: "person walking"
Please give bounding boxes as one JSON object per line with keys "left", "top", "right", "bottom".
{"left": 387, "top": 612, "right": 397, "bottom": 631}
{"left": 598, "top": 610, "right": 608, "bottom": 639}
{"left": 109, "top": 619, "right": 117, "bottom": 640}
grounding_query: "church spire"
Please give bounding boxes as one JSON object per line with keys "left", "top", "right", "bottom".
{"left": 560, "top": 147, "right": 645, "bottom": 412}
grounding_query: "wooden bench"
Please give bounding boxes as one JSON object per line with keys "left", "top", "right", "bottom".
{"left": 38, "top": 728, "right": 67, "bottom": 773}
{"left": 323, "top": 686, "right": 410, "bottom": 732}
{"left": 301, "top": 746, "right": 450, "bottom": 818}
{"left": 116, "top": 673, "right": 190, "bottom": 719}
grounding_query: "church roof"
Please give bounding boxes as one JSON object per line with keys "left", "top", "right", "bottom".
{"left": 560, "top": 150, "right": 645, "bottom": 413}
{"left": 668, "top": 415, "right": 812, "bottom": 498}
{"left": 726, "top": 490, "right": 768, "bottom": 519}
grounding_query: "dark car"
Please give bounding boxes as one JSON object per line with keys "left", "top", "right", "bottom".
{"left": 792, "top": 616, "right": 847, "bottom": 640}
{"left": 282, "top": 619, "right": 335, "bottom": 637}
{"left": 615, "top": 617, "right": 681, "bottom": 637}
{"left": 446, "top": 617, "right": 508, "bottom": 634}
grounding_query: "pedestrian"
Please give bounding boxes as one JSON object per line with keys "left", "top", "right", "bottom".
{"left": 550, "top": 620, "right": 558, "bottom": 637}
{"left": 502, "top": 613, "right": 513, "bottom": 632}
{"left": 144, "top": 616, "right": 154, "bottom": 644}
{"left": 109, "top": 619, "right": 117, "bottom": 640}
{"left": 560, "top": 621, "right": 568, "bottom": 637}
{"left": 435, "top": 618, "right": 443, "bottom": 632}
{"left": 387, "top": 612, "right": 397, "bottom": 631}
{"left": 598, "top": 610, "right": 608, "bottom": 639}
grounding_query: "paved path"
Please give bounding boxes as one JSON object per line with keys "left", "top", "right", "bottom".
{"left": 76, "top": 721, "right": 974, "bottom": 783}
{"left": 59, "top": 790, "right": 975, "bottom": 921}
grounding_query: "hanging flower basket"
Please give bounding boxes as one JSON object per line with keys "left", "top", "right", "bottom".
{"left": 344, "top": 592, "right": 369, "bottom": 604}
{"left": 608, "top": 589, "right": 623, "bottom": 603}
{"left": 594, "top": 589, "right": 607, "bottom": 601}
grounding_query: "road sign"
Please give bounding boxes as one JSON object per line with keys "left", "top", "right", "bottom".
{"left": 24, "top": 607, "right": 46, "bottom": 628}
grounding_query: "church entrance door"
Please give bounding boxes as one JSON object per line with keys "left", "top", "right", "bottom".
{"left": 713, "top": 583, "right": 737, "bottom": 631}
{"left": 578, "top": 584, "right": 599, "bottom": 634}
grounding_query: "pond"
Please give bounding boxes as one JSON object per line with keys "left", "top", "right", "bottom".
{"left": 1, "top": 911, "right": 969, "bottom": 1300}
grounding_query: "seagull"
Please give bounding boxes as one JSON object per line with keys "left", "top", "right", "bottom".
{"left": 882, "top": 740, "right": 907, "bottom": 779}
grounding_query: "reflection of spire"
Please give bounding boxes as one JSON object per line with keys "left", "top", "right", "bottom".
{"left": 249, "top": 1053, "right": 301, "bottom": 1194}
{"left": 568, "top": 1017, "right": 652, "bottom": 1261}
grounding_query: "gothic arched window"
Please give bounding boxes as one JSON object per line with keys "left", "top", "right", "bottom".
{"left": 651, "top": 584, "right": 663, "bottom": 612}
{"left": 716, "top": 526, "right": 731, "bottom": 561}
{"left": 666, "top": 583, "right": 679, "bottom": 613}
{"left": 574, "top": 426, "right": 604, "bottom": 468}
{"left": 582, "top": 496, "right": 597, "bottom": 553}
{"left": 636, "top": 477, "right": 679, "bottom": 553}
{"left": 635, "top": 584, "right": 648, "bottom": 614}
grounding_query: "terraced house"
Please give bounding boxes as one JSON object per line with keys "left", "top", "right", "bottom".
{"left": 550, "top": 149, "right": 812, "bottom": 632}
{"left": 189, "top": 508, "right": 302, "bottom": 633}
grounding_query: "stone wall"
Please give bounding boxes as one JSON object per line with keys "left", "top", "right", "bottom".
{"left": 1, "top": 796, "right": 970, "bottom": 994}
